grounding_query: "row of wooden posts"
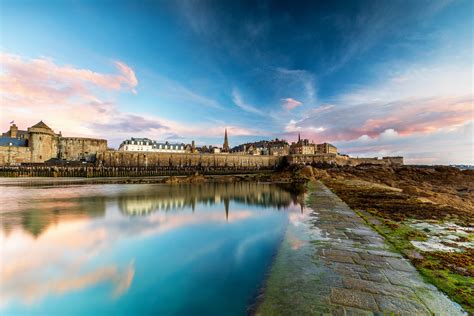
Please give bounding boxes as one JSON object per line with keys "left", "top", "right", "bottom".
{"left": 0, "top": 165, "right": 274, "bottom": 177}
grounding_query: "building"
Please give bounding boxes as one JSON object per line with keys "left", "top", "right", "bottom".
{"left": 268, "top": 139, "right": 289, "bottom": 156}
{"left": 316, "top": 142, "right": 338, "bottom": 154}
{"left": 290, "top": 134, "right": 316, "bottom": 155}
{"left": 118, "top": 137, "right": 186, "bottom": 153}
{"left": 0, "top": 121, "right": 107, "bottom": 165}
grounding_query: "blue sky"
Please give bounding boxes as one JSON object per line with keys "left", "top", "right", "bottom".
{"left": 0, "top": 0, "right": 473, "bottom": 163}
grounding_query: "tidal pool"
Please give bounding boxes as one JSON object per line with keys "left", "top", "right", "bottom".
{"left": 0, "top": 180, "right": 305, "bottom": 315}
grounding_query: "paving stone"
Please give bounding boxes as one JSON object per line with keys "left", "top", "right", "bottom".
{"left": 358, "top": 253, "right": 389, "bottom": 262}
{"left": 332, "top": 262, "right": 368, "bottom": 273}
{"left": 359, "top": 272, "right": 387, "bottom": 283}
{"left": 324, "top": 249, "right": 361, "bottom": 258}
{"left": 330, "top": 288, "right": 379, "bottom": 311}
{"left": 415, "top": 289, "right": 465, "bottom": 315}
{"left": 352, "top": 257, "right": 391, "bottom": 268}
{"left": 373, "top": 295, "right": 430, "bottom": 315}
{"left": 385, "top": 257, "right": 417, "bottom": 272}
{"left": 382, "top": 270, "right": 437, "bottom": 290}
{"left": 367, "top": 250, "right": 403, "bottom": 258}
{"left": 341, "top": 307, "right": 374, "bottom": 316}
{"left": 324, "top": 255, "right": 355, "bottom": 264}
{"left": 342, "top": 277, "right": 417, "bottom": 299}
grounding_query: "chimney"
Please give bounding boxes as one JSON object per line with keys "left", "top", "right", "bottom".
{"left": 10, "top": 124, "right": 18, "bottom": 138}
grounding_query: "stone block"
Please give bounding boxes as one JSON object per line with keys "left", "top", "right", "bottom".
{"left": 330, "top": 288, "right": 378, "bottom": 311}
{"left": 374, "top": 295, "right": 430, "bottom": 315}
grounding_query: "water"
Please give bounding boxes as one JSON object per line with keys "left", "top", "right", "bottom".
{"left": 0, "top": 180, "right": 304, "bottom": 315}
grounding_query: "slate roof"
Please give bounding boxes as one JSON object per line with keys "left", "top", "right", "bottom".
{"left": 0, "top": 137, "right": 28, "bottom": 147}
{"left": 30, "top": 121, "right": 53, "bottom": 130}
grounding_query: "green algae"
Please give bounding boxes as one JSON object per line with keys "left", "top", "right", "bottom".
{"left": 355, "top": 211, "right": 474, "bottom": 313}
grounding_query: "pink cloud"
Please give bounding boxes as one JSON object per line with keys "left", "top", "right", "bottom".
{"left": 287, "top": 95, "right": 473, "bottom": 143}
{"left": 0, "top": 53, "right": 262, "bottom": 144}
{"left": 281, "top": 98, "right": 302, "bottom": 110}
{"left": 0, "top": 52, "right": 138, "bottom": 107}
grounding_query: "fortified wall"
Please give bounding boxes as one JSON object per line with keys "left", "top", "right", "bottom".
{"left": 58, "top": 137, "right": 108, "bottom": 161}
{"left": 96, "top": 151, "right": 282, "bottom": 168}
{"left": 287, "top": 154, "right": 404, "bottom": 166}
{"left": 0, "top": 122, "right": 107, "bottom": 165}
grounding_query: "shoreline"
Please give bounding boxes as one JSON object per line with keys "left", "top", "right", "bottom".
{"left": 255, "top": 181, "right": 466, "bottom": 314}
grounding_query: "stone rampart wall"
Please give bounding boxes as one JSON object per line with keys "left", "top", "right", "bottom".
{"left": 96, "top": 151, "right": 282, "bottom": 168}
{"left": 287, "top": 154, "right": 403, "bottom": 166}
{"left": 0, "top": 146, "right": 31, "bottom": 165}
{"left": 59, "top": 137, "right": 108, "bottom": 161}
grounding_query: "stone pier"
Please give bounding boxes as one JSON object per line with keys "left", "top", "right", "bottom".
{"left": 257, "top": 181, "right": 465, "bottom": 315}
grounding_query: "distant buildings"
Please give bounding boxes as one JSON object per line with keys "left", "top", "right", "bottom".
{"left": 1, "top": 121, "right": 345, "bottom": 167}
{"left": 119, "top": 137, "right": 186, "bottom": 153}
{"left": 316, "top": 142, "right": 338, "bottom": 154}
{"left": 290, "top": 133, "right": 315, "bottom": 155}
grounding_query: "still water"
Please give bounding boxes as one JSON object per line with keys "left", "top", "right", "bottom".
{"left": 0, "top": 180, "right": 304, "bottom": 315}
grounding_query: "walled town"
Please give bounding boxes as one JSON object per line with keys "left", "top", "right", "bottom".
{"left": 0, "top": 121, "right": 403, "bottom": 174}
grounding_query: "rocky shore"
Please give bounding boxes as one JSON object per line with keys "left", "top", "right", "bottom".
{"left": 307, "top": 165, "right": 474, "bottom": 312}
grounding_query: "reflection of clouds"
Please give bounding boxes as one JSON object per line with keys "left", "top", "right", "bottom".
{"left": 1, "top": 260, "right": 135, "bottom": 307}
{"left": 0, "top": 208, "right": 255, "bottom": 308}
{"left": 235, "top": 228, "right": 280, "bottom": 264}
{"left": 1, "top": 218, "right": 135, "bottom": 307}
{"left": 0, "top": 182, "right": 304, "bottom": 310}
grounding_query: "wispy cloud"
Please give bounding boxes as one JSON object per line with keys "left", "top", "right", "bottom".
{"left": 275, "top": 68, "right": 316, "bottom": 106}
{"left": 231, "top": 88, "right": 265, "bottom": 115}
{"left": 281, "top": 98, "right": 302, "bottom": 110}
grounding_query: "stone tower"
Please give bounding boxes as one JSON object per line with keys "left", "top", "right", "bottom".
{"left": 28, "top": 121, "right": 58, "bottom": 163}
{"left": 223, "top": 128, "right": 229, "bottom": 152}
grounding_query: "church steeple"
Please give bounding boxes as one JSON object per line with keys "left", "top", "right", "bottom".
{"left": 298, "top": 133, "right": 301, "bottom": 143}
{"left": 223, "top": 128, "right": 229, "bottom": 152}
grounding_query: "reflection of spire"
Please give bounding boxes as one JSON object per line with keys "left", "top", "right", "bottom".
{"left": 224, "top": 197, "right": 230, "bottom": 222}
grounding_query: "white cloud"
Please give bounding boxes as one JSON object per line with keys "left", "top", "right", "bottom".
{"left": 231, "top": 88, "right": 265, "bottom": 115}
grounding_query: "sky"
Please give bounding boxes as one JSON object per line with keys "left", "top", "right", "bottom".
{"left": 0, "top": 0, "right": 472, "bottom": 164}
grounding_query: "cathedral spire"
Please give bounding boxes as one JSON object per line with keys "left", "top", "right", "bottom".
{"left": 298, "top": 132, "right": 301, "bottom": 143}
{"left": 223, "top": 128, "right": 229, "bottom": 152}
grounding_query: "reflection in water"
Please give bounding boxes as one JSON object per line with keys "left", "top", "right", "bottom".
{"left": 0, "top": 181, "right": 304, "bottom": 315}
{"left": 117, "top": 182, "right": 300, "bottom": 216}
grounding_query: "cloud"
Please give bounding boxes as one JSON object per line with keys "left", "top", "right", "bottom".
{"left": 281, "top": 98, "right": 302, "bottom": 110}
{"left": 287, "top": 58, "right": 473, "bottom": 141}
{"left": 231, "top": 88, "right": 265, "bottom": 115}
{"left": 0, "top": 53, "right": 261, "bottom": 146}
{"left": 0, "top": 53, "right": 138, "bottom": 106}
{"left": 275, "top": 68, "right": 316, "bottom": 105}
{"left": 334, "top": 121, "right": 473, "bottom": 165}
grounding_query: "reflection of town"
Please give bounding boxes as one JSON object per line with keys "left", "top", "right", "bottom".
{"left": 1, "top": 182, "right": 303, "bottom": 238}
{"left": 118, "top": 182, "right": 303, "bottom": 216}
{"left": 1, "top": 195, "right": 106, "bottom": 238}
